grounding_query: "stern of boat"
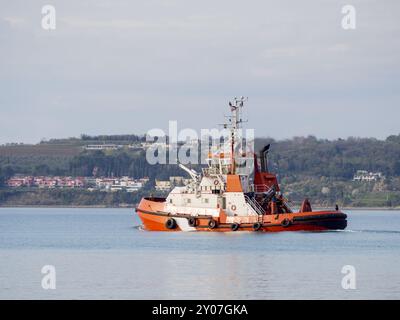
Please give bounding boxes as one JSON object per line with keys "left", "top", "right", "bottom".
{"left": 264, "top": 210, "right": 348, "bottom": 232}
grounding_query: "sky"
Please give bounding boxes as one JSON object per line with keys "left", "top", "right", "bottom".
{"left": 1, "top": 0, "right": 399, "bottom": 144}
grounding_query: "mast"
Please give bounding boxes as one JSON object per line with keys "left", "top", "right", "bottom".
{"left": 228, "top": 96, "right": 246, "bottom": 174}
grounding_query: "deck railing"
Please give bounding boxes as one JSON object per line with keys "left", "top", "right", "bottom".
{"left": 244, "top": 195, "right": 265, "bottom": 215}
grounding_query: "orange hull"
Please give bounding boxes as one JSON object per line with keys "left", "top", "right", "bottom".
{"left": 136, "top": 198, "right": 347, "bottom": 232}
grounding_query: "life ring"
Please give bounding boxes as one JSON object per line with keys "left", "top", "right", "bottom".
{"left": 281, "top": 218, "right": 291, "bottom": 228}
{"left": 231, "top": 205, "right": 237, "bottom": 211}
{"left": 165, "top": 218, "right": 177, "bottom": 230}
{"left": 213, "top": 180, "right": 219, "bottom": 186}
{"left": 231, "top": 223, "right": 240, "bottom": 231}
{"left": 188, "top": 217, "right": 197, "bottom": 227}
{"left": 253, "top": 222, "right": 262, "bottom": 231}
{"left": 208, "top": 219, "right": 217, "bottom": 229}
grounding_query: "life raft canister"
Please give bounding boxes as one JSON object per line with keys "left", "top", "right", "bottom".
{"left": 165, "top": 218, "right": 177, "bottom": 230}
{"left": 208, "top": 219, "right": 218, "bottom": 229}
{"left": 188, "top": 217, "right": 197, "bottom": 227}
{"left": 281, "top": 218, "right": 291, "bottom": 228}
{"left": 231, "top": 223, "right": 240, "bottom": 231}
{"left": 253, "top": 222, "right": 262, "bottom": 231}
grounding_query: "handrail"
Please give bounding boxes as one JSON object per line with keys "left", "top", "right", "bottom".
{"left": 250, "top": 184, "right": 272, "bottom": 193}
{"left": 244, "top": 195, "right": 264, "bottom": 215}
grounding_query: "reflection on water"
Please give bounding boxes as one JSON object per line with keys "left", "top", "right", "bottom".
{"left": 0, "top": 208, "right": 400, "bottom": 299}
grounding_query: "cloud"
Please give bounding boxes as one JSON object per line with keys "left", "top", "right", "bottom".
{"left": 59, "top": 17, "right": 152, "bottom": 30}
{"left": 0, "top": 0, "right": 400, "bottom": 143}
{"left": 3, "top": 16, "right": 26, "bottom": 27}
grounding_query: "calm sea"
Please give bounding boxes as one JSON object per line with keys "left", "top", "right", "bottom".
{"left": 0, "top": 207, "right": 399, "bottom": 299}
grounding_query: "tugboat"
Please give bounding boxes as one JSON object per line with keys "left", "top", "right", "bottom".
{"left": 136, "top": 97, "right": 347, "bottom": 232}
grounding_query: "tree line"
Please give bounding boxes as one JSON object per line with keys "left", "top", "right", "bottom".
{"left": 1, "top": 134, "right": 400, "bottom": 186}
{"left": 255, "top": 135, "right": 400, "bottom": 179}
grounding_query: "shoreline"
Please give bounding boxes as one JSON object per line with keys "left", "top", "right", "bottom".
{"left": 314, "top": 207, "right": 400, "bottom": 211}
{"left": 0, "top": 205, "right": 399, "bottom": 211}
{"left": 0, "top": 205, "right": 135, "bottom": 209}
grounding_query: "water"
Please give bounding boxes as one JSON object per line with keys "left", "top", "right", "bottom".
{"left": 0, "top": 207, "right": 399, "bottom": 299}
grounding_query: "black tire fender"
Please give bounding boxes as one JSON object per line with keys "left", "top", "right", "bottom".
{"left": 208, "top": 219, "right": 218, "bottom": 229}
{"left": 231, "top": 223, "right": 240, "bottom": 231}
{"left": 253, "top": 222, "right": 262, "bottom": 231}
{"left": 281, "top": 218, "right": 291, "bottom": 228}
{"left": 165, "top": 218, "right": 177, "bottom": 230}
{"left": 188, "top": 217, "right": 197, "bottom": 227}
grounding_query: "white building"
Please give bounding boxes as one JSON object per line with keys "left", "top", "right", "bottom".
{"left": 155, "top": 180, "right": 171, "bottom": 191}
{"left": 84, "top": 144, "right": 123, "bottom": 151}
{"left": 95, "top": 176, "right": 146, "bottom": 192}
{"left": 353, "top": 170, "right": 385, "bottom": 182}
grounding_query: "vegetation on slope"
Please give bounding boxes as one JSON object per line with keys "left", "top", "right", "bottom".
{"left": 1, "top": 133, "right": 400, "bottom": 207}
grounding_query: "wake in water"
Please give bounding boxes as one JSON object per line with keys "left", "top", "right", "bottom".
{"left": 132, "top": 225, "right": 400, "bottom": 234}
{"left": 350, "top": 229, "right": 400, "bottom": 235}
{"left": 133, "top": 225, "right": 145, "bottom": 231}
{"left": 334, "top": 229, "right": 400, "bottom": 235}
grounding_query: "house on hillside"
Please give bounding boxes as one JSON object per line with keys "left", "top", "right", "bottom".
{"left": 155, "top": 180, "right": 171, "bottom": 191}
{"left": 353, "top": 170, "right": 385, "bottom": 182}
{"left": 84, "top": 144, "right": 123, "bottom": 151}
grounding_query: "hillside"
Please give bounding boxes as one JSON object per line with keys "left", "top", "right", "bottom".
{"left": 1, "top": 133, "right": 400, "bottom": 207}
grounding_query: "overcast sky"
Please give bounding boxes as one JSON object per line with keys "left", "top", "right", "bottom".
{"left": 1, "top": 0, "right": 399, "bottom": 144}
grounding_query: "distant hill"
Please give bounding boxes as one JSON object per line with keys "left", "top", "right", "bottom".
{"left": 1, "top": 133, "right": 400, "bottom": 207}
{"left": 38, "top": 134, "right": 146, "bottom": 146}
{"left": 255, "top": 135, "right": 400, "bottom": 179}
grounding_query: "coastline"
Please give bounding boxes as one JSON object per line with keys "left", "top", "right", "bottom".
{"left": 315, "top": 207, "right": 400, "bottom": 211}
{"left": 0, "top": 205, "right": 399, "bottom": 211}
{"left": 0, "top": 204, "right": 135, "bottom": 209}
